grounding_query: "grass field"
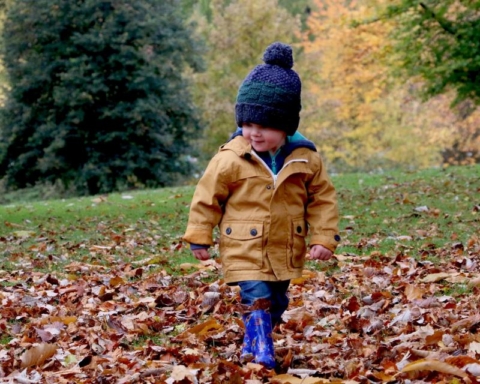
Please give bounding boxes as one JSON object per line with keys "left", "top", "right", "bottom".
{"left": 1, "top": 164, "right": 479, "bottom": 276}
{"left": 0, "top": 185, "right": 195, "bottom": 274}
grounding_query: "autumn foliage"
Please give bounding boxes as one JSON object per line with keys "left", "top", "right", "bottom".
{"left": 2, "top": 242, "right": 480, "bottom": 382}
{"left": 298, "top": 0, "right": 479, "bottom": 172}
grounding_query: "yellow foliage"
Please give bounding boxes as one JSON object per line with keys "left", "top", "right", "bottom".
{"left": 298, "top": 0, "right": 458, "bottom": 171}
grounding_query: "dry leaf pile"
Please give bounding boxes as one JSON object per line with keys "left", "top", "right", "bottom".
{"left": 1, "top": 235, "right": 480, "bottom": 383}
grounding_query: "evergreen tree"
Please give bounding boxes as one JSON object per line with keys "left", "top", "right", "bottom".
{"left": 0, "top": 0, "right": 203, "bottom": 195}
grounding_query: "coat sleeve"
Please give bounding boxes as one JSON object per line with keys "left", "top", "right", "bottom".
{"left": 183, "top": 155, "right": 229, "bottom": 246}
{"left": 305, "top": 154, "right": 341, "bottom": 252}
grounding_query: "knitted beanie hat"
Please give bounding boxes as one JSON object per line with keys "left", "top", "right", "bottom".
{"left": 235, "top": 42, "right": 302, "bottom": 136}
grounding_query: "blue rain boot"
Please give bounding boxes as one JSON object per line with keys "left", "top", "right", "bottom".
{"left": 240, "top": 313, "right": 254, "bottom": 362}
{"left": 249, "top": 309, "right": 275, "bottom": 369}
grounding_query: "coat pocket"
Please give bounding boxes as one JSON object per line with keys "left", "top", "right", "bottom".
{"left": 290, "top": 218, "right": 307, "bottom": 269}
{"left": 219, "top": 221, "right": 264, "bottom": 271}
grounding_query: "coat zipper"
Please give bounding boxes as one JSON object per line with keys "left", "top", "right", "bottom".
{"left": 251, "top": 152, "right": 308, "bottom": 189}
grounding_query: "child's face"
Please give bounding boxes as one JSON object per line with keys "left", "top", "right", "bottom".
{"left": 242, "top": 123, "right": 287, "bottom": 154}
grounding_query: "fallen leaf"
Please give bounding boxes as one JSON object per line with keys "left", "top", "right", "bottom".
{"left": 401, "top": 359, "right": 471, "bottom": 383}
{"left": 169, "top": 365, "right": 199, "bottom": 382}
{"left": 8, "top": 369, "right": 43, "bottom": 383}
{"left": 452, "top": 314, "right": 480, "bottom": 332}
{"left": 273, "top": 374, "right": 330, "bottom": 383}
{"left": 420, "top": 273, "right": 451, "bottom": 283}
{"left": 469, "top": 342, "right": 480, "bottom": 355}
{"left": 414, "top": 206, "right": 429, "bottom": 212}
{"left": 405, "top": 284, "right": 424, "bottom": 301}
{"left": 12, "top": 230, "right": 36, "bottom": 238}
{"left": 20, "top": 343, "right": 57, "bottom": 368}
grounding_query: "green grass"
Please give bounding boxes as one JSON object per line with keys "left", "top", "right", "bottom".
{"left": 0, "top": 334, "right": 13, "bottom": 345}
{"left": 0, "top": 186, "right": 197, "bottom": 276}
{"left": 440, "top": 283, "right": 474, "bottom": 299}
{"left": 1, "top": 165, "right": 479, "bottom": 277}
{"left": 334, "top": 165, "right": 480, "bottom": 262}
{"left": 130, "top": 332, "right": 175, "bottom": 348}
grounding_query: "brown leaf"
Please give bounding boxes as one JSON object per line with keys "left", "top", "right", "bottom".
{"left": 20, "top": 343, "right": 57, "bottom": 368}
{"left": 109, "top": 276, "right": 125, "bottom": 287}
{"left": 46, "top": 274, "right": 59, "bottom": 285}
{"left": 106, "top": 316, "right": 127, "bottom": 334}
{"left": 273, "top": 374, "right": 329, "bottom": 383}
{"left": 404, "top": 284, "right": 424, "bottom": 301}
{"left": 34, "top": 328, "right": 55, "bottom": 342}
{"left": 420, "top": 272, "right": 451, "bottom": 283}
{"left": 171, "top": 365, "right": 199, "bottom": 381}
{"left": 346, "top": 296, "right": 360, "bottom": 312}
{"left": 401, "top": 359, "right": 471, "bottom": 383}
{"left": 176, "top": 318, "right": 223, "bottom": 340}
{"left": 99, "top": 292, "right": 115, "bottom": 301}
{"left": 425, "top": 330, "right": 444, "bottom": 345}
{"left": 452, "top": 314, "right": 480, "bottom": 332}
{"left": 446, "top": 355, "right": 480, "bottom": 368}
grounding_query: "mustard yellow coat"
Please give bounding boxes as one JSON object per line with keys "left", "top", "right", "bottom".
{"left": 183, "top": 136, "right": 340, "bottom": 284}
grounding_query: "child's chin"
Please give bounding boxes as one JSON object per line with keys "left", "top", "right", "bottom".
{"left": 252, "top": 144, "right": 267, "bottom": 152}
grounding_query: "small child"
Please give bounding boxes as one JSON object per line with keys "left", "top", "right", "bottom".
{"left": 183, "top": 42, "right": 340, "bottom": 369}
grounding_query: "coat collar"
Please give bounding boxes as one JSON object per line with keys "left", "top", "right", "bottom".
{"left": 219, "top": 135, "right": 253, "bottom": 159}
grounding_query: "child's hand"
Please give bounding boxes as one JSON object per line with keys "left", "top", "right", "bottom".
{"left": 309, "top": 245, "right": 333, "bottom": 261}
{"left": 192, "top": 248, "right": 211, "bottom": 261}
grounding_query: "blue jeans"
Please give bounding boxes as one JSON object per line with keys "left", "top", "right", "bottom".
{"left": 238, "top": 280, "right": 290, "bottom": 326}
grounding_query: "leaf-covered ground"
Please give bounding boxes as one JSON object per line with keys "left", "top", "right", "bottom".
{"left": 1, "top": 165, "right": 480, "bottom": 383}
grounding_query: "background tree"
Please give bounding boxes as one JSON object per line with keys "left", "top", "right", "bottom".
{"left": 298, "top": 0, "right": 477, "bottom": 172}
{"left": 0, "top": 0, "right": 203, "bottom": 195}
{"left": 182, "top": 0, "right": 313, "bottom": 26}
{"left": 189, "top": 0, "right": 302, "bottom": 158}
{"left": 383, "top": 0, "right": 480, "bottom": 164}
{"left": 300, "top": 0, "right": 435, "bottom": 171}
{"left": 385, "top": 0, "right": 480, "bottom": 105}
{"left": 0, "top": 0, "right": 13, "bottom": 105}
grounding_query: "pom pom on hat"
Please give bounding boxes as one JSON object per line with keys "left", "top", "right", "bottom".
{"left": 235, "top": 42, "right": 301, "bottom": 136}
{"left": 263, "top": 42, "right": 293, "bottom": 69}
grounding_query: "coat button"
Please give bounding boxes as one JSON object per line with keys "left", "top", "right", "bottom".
{"left": 250, "top": 229, "right": 257, "bottom": 236}
{"left": 334, "top": 234, "right": 341, "bottom": 242}
{"left": 296, "top": 226, "right": 302, "bottom": 233}
{"left": 226, "top": 227, "right": 232, "bottom": 235}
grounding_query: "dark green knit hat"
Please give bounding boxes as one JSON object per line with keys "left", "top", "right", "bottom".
{"left": 235, "top": 42, "right": 302, "bottom": 136}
